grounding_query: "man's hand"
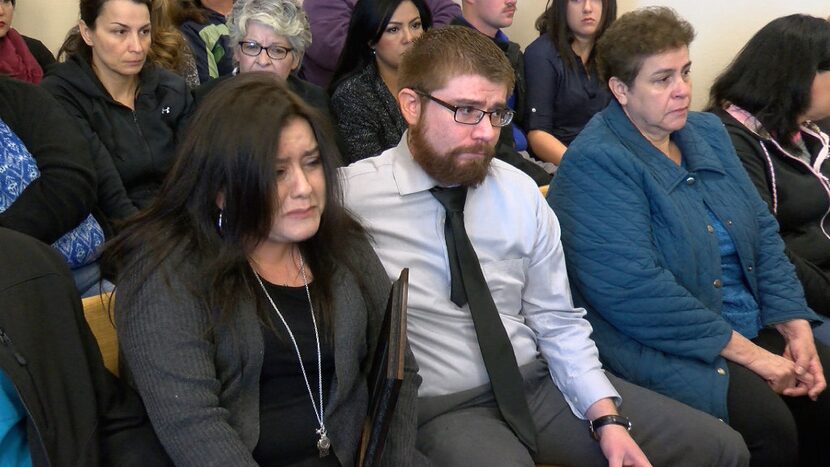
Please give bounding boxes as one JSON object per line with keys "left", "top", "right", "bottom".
{"left": 776, "top": 320, "right": 827, "bottom": 400}
{"left": 586, "top": 399, "right": 651, "bottom": 467}
{"left": 597, "top": 424, "right": 652, "bottom": 467}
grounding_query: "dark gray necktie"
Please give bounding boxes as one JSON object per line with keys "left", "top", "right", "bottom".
{"left": 430, "top": 186, "right": 538, "bottom": 453}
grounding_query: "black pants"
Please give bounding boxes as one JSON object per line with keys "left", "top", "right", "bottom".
{"left": 727, "top": 328, "right": 830, "bottom": 467}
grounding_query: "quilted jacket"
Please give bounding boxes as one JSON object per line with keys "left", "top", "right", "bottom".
{"left": 548, "top": 100, "right": 819, "bottom": 420}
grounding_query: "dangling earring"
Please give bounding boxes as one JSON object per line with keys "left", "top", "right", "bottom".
{"left": 217, "top": 209, "right": 224, "bottom": 234}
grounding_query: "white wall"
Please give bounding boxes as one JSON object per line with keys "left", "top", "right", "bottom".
{"left": 13, "top": 0, "right": 830, "bottom": 109}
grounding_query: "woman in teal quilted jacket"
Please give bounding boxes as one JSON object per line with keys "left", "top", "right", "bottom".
{"left": 549, "top": 7, "right": 828, "bottom": 467}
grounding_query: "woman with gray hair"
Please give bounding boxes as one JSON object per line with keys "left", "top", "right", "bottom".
{"left": 193, "top": 0, "right": 330, "bottom": 114}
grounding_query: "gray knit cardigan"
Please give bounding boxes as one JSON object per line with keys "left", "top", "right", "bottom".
{"left": 115, "top": 238, "right": 425, "bottom": 466}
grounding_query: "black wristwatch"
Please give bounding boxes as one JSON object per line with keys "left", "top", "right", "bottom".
{"left": 589, "top": 414, "right": 632, "bottom": 441}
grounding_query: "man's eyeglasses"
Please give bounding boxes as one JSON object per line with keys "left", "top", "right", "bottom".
{"left": 238, "top": 41, "right": 293, "bottom": 61}
{"left": 415, "top": 90, "right": 514, "bottom": 127}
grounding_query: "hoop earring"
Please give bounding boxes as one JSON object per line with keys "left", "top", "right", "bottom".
{"left": 217, "top": 210, "right": 224, "bottom": 234}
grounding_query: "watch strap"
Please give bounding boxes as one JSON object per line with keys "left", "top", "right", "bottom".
{"left": 589, "top": 414, "right": 632, "bottom": 441}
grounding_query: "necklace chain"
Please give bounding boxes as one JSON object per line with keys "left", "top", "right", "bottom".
{"left": 252, "top": 255, "right": 330, "bottom": 456}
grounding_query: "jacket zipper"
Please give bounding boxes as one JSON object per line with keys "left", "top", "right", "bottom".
{"left": 0, "top": 328, "right": 52, "bottom": 467}
{"left": 131, "top": 110, "right": 155, "bottom": 166}
{"left": 758, "top": 126, "right": 830, "bottom": 242}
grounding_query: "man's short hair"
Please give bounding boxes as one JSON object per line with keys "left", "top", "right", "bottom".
{"left": 398, "top": 26, "right": 515, "bottom": 95}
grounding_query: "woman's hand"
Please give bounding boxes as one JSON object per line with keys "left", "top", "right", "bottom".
{"left": 776, "top": 320, "right": 827, "bottom": 400}
{"left": 721, "top": 330, "right": 798, "bottom": 393}
{"left": 743, "top": 348, "right": 799, "bottom": 393}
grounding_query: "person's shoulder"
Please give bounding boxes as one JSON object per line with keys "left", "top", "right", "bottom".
{"left": 525, "top": 34, "right": 557, "bottom": 57}
{"left": 685, "top": 110, "right": 726, "bottom": 134}
{"left": 340, "top": 149, "right": 396, "bottom": 181}
{"left": 332, "top": 65, "right": 373, "bottom": 95}
{"left": 488, "top": 158, "right": 546, "bottom": 196}
{"left": 567, "top": 110, "right": 617, "bottom": 154}
{"left": 0, "top": 227, "right": 69, "bottom": 290}
{"left": 150, "top": 66, "right": 189, "bottom": 93}
{"left": 0, "top": 76, "right": 54, "bottom": 122}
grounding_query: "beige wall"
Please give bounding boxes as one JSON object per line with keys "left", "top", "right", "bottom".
{"left": 14, "top": 0, "right": 830, "bottom": 109}
{"left": 14, "top": 0, "right": 79, "bottom": 56}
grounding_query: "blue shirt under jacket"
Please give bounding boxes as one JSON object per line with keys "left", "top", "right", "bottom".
{"left": 547, "top": 100, "right": 819, "bottom": 421}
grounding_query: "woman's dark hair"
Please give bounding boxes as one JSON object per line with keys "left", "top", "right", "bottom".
{"left": 102, "top": 72, "right": 364, "bottom": 333}
{"left": 58, "top": 0, "right": 153, "bottom": 61}
{"left": 709, "top": 14, "right": 830, "bottom": 147}
{"left": 328, "top": 0, "right": 432, "bottom": 92}
{"left": 535, "top": 0, "right": 616, "bottom": 72}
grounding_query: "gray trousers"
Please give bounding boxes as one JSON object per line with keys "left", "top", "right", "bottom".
{"left": 417, "top": 359, "right": 749, "bottom": 467}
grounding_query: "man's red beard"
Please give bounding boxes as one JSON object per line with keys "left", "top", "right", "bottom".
{"left": 408, "top": 119, "right": 495, "bottom": 187}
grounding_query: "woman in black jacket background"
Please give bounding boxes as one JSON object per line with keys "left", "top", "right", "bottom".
{"left": 709, "top": 14, "right": 830, "bottom": 325}
{"left": 42, "top": 0, "right": 192, "bottom": 233}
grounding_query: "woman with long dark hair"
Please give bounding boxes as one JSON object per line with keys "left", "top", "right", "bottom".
{"left": 524, "top": 0, "right": 616, "bottom": 166}
{"left": 709, "top": 15, "right": 830, "bottom": 322}
{"left": 328, "top": 0, "right": 432, "bottom": 163}
{"left": 103, "top": 72, "right": 422, "bottom": 466}
{"left": 42, "top": 0, "right": 193, "bottom": 232}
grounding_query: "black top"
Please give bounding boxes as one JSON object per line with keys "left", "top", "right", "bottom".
{"left": 713, "top": 107, "right": 830, "bottom": 316}
{"left": 523, "top": 34, "right": 611, "bottom": 146}
{"left": 41, "top": 54, "right": 194, "bottom": 229}
{"left": 21, "top": 36, "right": 56, "bottom": 74}
{"left": 254, "top": 281, "right": 340, "bottom": 467}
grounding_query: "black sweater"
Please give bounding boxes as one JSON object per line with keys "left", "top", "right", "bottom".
{"left": 42, "top": 54, "right": 193, "bottom": 228}
{"left": 0, "top": 76, "right": 96, "bottom": 243}
{"left": 714, "top": 108, "right": 830, "bottom": 316}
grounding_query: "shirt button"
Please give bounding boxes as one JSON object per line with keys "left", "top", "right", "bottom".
{"left": 726, "top": 220, "right": 733, "bottom": 226}
{"left": 531, "top": 107, "right": 537, "bottom": 112}
{"left": 717, "top": 367, "right": 726, "bottom": 375}
{"left": 747, "top": 265, "right": 754, "bottom": 272}
{"left": 713, "top": 279, "right": 723, "bottom": 288}
{"left": 686, "top": 176, "right": 696, "bottom": 185}
{"left": 706, "top": 224, "right": 715, "bottom": 233}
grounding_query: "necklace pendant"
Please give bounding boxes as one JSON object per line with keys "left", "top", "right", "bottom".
{"left": 316, "top": 428, "right": 331, "bottom": 457}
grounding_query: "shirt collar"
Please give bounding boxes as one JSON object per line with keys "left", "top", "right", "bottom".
{"left": 391, "top": 131, "right": 444, "bottom": 196}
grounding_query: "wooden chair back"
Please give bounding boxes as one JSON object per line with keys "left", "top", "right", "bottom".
{"left": 81, "top": 292, "right": 119, "bottom": 375}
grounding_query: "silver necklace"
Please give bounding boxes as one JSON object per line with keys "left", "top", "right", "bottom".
{"left": 252, "top": 256, "right": 331, "bottom": 458}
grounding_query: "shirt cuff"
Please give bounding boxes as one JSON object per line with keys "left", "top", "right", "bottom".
{"left": 555, "top": 368, "right": 621, "bottom": 420}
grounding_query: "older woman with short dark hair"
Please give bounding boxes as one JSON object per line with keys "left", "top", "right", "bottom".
{"left": 549, "top": 7, "right": 830, "bottom": 466}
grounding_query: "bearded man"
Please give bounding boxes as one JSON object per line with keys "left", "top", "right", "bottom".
{"left": 340, "top": 25, "right": 749, "bottom": 467}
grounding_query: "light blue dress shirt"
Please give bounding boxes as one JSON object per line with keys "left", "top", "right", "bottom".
{"left": 340, "top": 133, "right": 619, "bottom": 418}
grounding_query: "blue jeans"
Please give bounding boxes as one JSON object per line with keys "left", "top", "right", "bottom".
{"left": 72, "top": 261, "right": 114, "bottom": 298}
